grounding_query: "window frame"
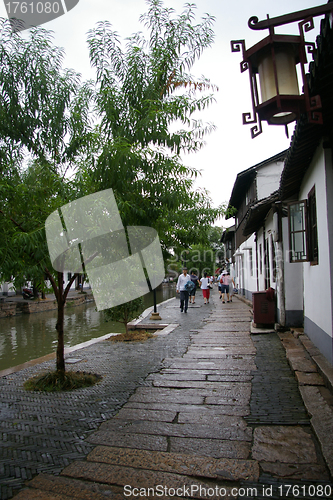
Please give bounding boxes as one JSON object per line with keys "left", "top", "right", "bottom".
{"left": 288, "top": 186, "right": 319, "bottom": 265}
{"left": 307, "top": 186, "right": 318, "bottom": 266}
{"left": 288, "top": 200, "right": 308, "bottom": 263}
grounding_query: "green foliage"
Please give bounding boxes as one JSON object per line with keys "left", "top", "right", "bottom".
{"left": 0, "top": 19, "right": 92, "bottom": 289}
{"left": 167, "top": 226, "right": 224, "bottom": 277}
{"left": 85, "top": 0, "right": 225, "bottom": 249}
{"left": 0, "top": 20, "right": 93, "bottom": 374}
{"left": 104, "top": 297, "right": 145, "bottom": 335}
{"left": 0, "top": 2, "right": 226, "bottom": 378}
{"left": 24, "top": 371, "right": 102, "bottom": 392}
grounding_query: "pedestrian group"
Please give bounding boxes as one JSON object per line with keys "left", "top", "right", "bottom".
{"left": 176, "top": 267, "right": 235, "bottom": 312}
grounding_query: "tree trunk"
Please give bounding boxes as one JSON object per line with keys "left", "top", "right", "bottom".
{"left": 45, "top": 269, "right": 79, "bottom": 374}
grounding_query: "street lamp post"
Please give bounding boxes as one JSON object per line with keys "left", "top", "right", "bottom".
{"left": 231, "top": 3, "right": 333, "bottom": 138}
{"left": 149, "top": 288, "right": 161, "bottom": 320}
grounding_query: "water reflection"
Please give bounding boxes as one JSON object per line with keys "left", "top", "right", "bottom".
{"left": 0, "top": 285, "right": 176, "bottom": 371}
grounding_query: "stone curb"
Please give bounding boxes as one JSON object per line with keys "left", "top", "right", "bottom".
{"left": 278, "top": 330, "right": 333, "bottom": 476}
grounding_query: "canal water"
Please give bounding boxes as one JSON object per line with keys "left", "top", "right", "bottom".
{"left": 0, "top": 286, "right": 176, "bottom": 372}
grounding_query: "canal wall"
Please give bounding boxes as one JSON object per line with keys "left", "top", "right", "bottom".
{"left": 0, "top": 293, "right": 94, "bottom": 318}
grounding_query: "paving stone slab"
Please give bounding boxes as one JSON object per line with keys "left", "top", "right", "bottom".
{"left": 259, "top": 462, "right": 330, "bottom": 481}
{"left": 61, "top": 460, "right": 234, "bottom": 500}
{"left": 299, "top": 385, "right": 333, "bottom": 475}
{"left": 207, "top": 374, "right": 253, "bottom": 382}
{"left": 125, "top": 401, "right": 251, "bottom": 416}
{"left": 298, "top": 334, "right": 322, "bottom": 357}
{"left": 177, "top": 412, "right": 248, "bottom": 428}
{"left": 198, "top": 330, "right": 251, "bottom": 337}
{"left": 191, "top": 341, "right": 254, "bottom": 348}
{"left": 252, "top": 426, "right": 318, "bottom": 464}
{"left": 10, "top": 489, "right": 74, "bottom": 500}
{"left": 87, "top": 445, "right": 260, "bottom": 482}
{"left": 99, "top": 419, "right": 253, "bottom": 442}
{"left": 160, "top": 368, "right": 253, "bottom": 378}
{"left": 211, "top": 327, "right": 252, "bottom": 333}
{"left": 147, "top": 372, "right": 207, "bottom": 382}
{"left": 129, "top": 387, "right": 204, "bottom": 405}
{"left": 170, "top": 436, "right": 251, "bottom": 459}
{"left": 150, "top": 380, "right": 252, "bottom": 391}
{"left": 295, "top": 371, "right": 325, "bottom": 386}
{"left": 205, "top": 388, "right": 252, "bottom": 406}
{"left": 186, "top": 349, "right": 256, "bottom": 357}
{"left": 204, "top": 318, "right": 251, "bottom": 324}
{"left": 193, "top": 336, "right": 254, "bottom": 342}
{"left": 87, "top": 431, "right": 168, "bottom": 452}
{"left": 165, "top": 360, "right": 257, "bottom": 371}
{"left": 113, "top": 408, "right": 177, "bottom": 422}
{"left": 286, "top": 354, "right": 318, "bottom": 373}
{"left": 23, "top": 473, "right": 123, "bottom": 500}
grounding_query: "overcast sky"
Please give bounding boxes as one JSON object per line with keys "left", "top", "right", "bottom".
{"left": 0, "top": 0, "right": 326, "bottom": 225}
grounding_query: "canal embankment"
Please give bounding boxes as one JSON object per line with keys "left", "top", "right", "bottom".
{"left": 0, "top": 290, "right": 94, "bottom": 318}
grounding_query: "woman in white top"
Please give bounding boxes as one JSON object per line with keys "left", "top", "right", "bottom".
{"left": 199, "top": 272, "right": 210, "bottom": 304}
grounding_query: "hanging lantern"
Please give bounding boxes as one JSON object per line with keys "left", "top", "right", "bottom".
{"left": 230, "top": 4, "right": 333, "bottom": 138}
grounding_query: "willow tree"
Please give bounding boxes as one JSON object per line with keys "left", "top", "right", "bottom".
{"left": 0, "top": 21, "right": 93, "bottom": 374}
{"left": 86, "top": 0, "right": 223, "bottom": 253}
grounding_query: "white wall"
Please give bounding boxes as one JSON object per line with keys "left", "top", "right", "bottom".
{"left": 0, "top": 282, "right": 16, "bottom": 296}
{"left": 257, "top": 160, "right": 285, "bottom": 200}
{"left": 282, "top": 217, "right": 304, "bottom": 326}
{"left": 234, "top": 234, "right": 257, "bottom": 300}
{"left": 256, "top": 228, "right": 266, "bottom": 291}
{"left": 299, "top": 145, "right": 333, "bottom": 360}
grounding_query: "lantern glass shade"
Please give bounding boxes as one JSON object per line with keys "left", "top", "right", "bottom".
{"left": 257, "top": 46, "right": 300, "bottom": 124}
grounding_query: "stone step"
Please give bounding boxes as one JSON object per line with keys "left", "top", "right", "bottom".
{"left": 12, "top": 473, "right": 124, "bottom": 500}
{"left": 86, "top": 445, "right": 260, "bottom": 482}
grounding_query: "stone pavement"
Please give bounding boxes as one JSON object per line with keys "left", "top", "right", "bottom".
{"left": 1, "top": 288, "right": 333, "bottom": 499}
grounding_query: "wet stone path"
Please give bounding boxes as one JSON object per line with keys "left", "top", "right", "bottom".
{"left": 2, "top": 292, "right": 333, "bottom": 499}
{"left": 0, "top": 298, "right": 205, "bottom": 500}
{"left": 245, "top": 333, "right": 310, "bottom": 426}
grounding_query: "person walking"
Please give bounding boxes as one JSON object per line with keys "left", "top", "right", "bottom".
{"left": 176, "top": 267, "right": 192, "bottom": 313}
{"left": 217, "top": 269, "right": 224, "bottom": 300}
{"left": 227, "top": 271, "right": 235, "bottom": 302}
{"left": 220, "top": 270, "right": 229, "bottom": 303}
{"left": 189, "top": 271, "right": 199, "bottom": 304}
{"left": 199, "top": 272, "right": 211, "bottom": 304}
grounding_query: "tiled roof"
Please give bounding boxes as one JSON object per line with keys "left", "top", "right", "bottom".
{"left": 242, "top": 192, "right": 279, "bottom": 237}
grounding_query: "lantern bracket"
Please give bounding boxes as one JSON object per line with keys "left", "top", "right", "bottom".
{"left": 248, "top": 3, "right": 333, "bottom": 31}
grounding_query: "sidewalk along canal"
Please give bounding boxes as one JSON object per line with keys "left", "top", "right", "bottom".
{"left": 0, "top": 286, "right": 176, "bottom": 373}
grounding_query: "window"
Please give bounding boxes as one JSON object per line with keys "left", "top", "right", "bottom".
{"left": 249, "top": 248, "right": 253, "bottom": 276}
{"left": 288, "top": 201, "right": 307, "bottom": 262}
{"left": 265, "top": 238, "right": 271, "bottom": 288}
{"left": 271, "top": 236, "right": 277, "bottom": 282}
{"left": 307, "top": 187, "right": 318, "bottom": 264}
{"left": 288, "top": 186, "right": 318, "bottom": 264}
